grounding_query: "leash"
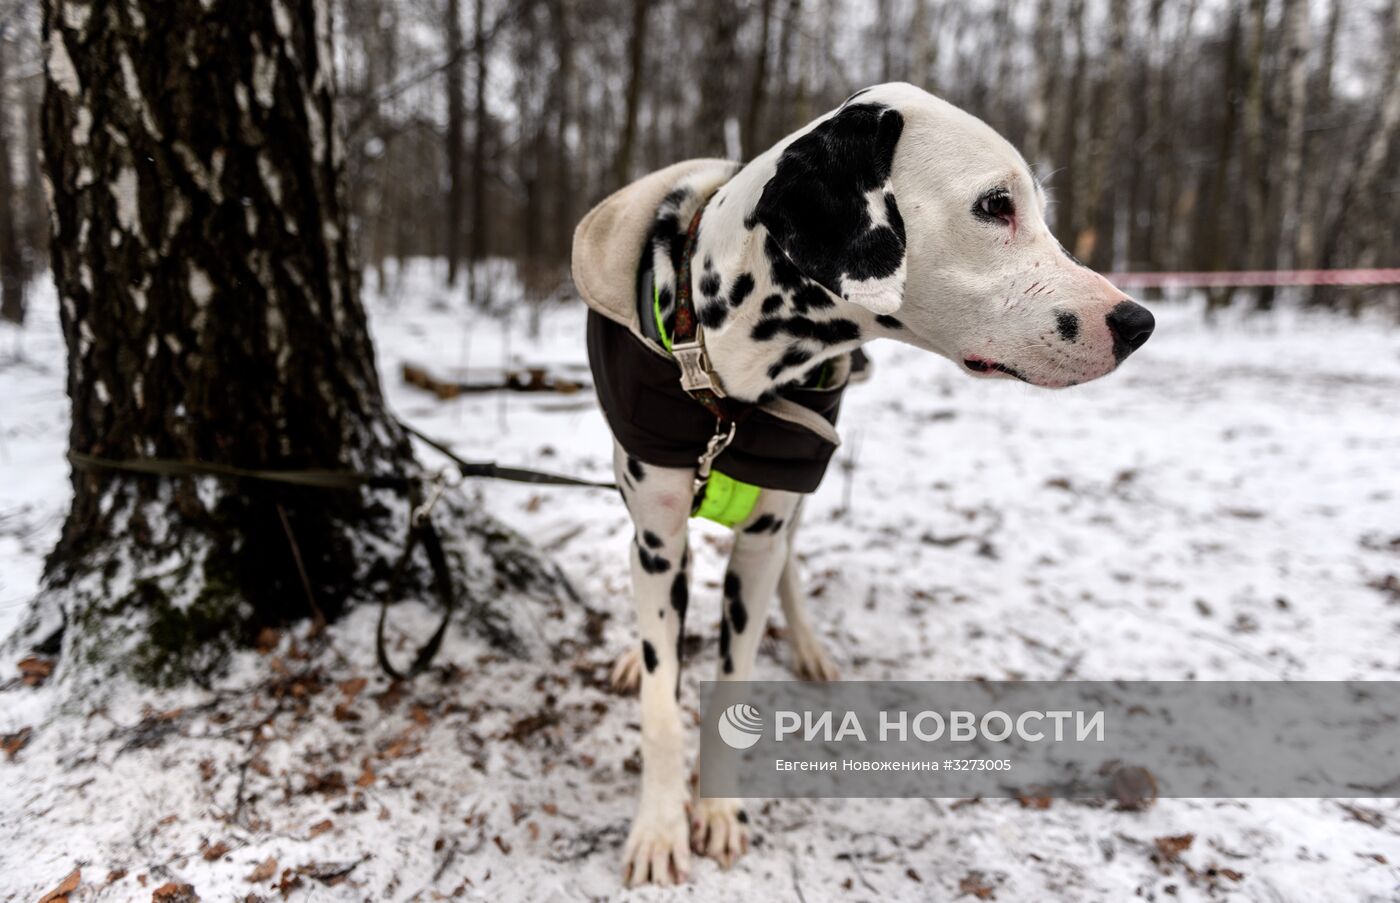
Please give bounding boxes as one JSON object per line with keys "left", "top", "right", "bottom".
{"left": 668, "top": 205, "right": 751, "bottom": 514}
{"left": 69, "top": 420, "right": 616, "bottom": 680}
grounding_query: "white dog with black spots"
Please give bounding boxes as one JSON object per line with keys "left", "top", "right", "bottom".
{"left": 599, "top": 82, "right": 1154, "bottom": 886}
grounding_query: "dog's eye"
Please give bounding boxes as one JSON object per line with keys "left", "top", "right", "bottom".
{"left": 974, "top": 190, "right": 1015, "bottom": 224}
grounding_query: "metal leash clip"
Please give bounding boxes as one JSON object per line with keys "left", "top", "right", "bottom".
{"left": 691, "top": 420, "right": 737, "bottom": 513}
{"left": 413, "top": 466, "right": 463, "bottom": 526}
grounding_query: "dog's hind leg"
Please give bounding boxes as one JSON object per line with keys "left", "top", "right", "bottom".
{"left": 776, "top": 507, "right": 839, "bottom": 681}
{"left": 612, "top": 441, "right": 694, "bottom": 887}
{"left": 692, "top": 488, "right": 804, "bottom": 869}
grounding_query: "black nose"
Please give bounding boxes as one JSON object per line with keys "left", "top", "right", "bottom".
{"left": 1106, "top": 301, "right": 1155, "bottom": 362}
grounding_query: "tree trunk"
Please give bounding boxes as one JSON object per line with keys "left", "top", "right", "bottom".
{"left": 613, "top": 0, "right": 649, "bottom": 186}
{"left": 23, "top": 0, "right": 556, "bottom": 687}
{"left": 0, "top": 25, "right": 25, "bottom": 326}
{"left": 1296, "top": 0, "right": 1341, "bottom": 272}
{"left": 548, "top": 0, "right": 575, "bottom": 263}
{"left": 697, "top": 0, "right": 741, "bottom": 158}
{"left": 744, "top": 0, "right": 775, "bottom": 159}
{"left": 1241, "top": 0, "right": 1274, "bottom": 309}
{"left": 1074, "top": 0, "right": 1127, "bottom": 269}
{"left": 1055, "top": 0, "right": 1086, "bottom": 242}
{"left": 467, "top": 0, "right": 489, "bottom": 302}
{"left": 445, "top": 0, "right": 466, "bottom": 286}
{"left": 1203, "top": 6, "right": 1245, "bottom": 316}
{"left": 1274, "top": 0, "right": 1309, "bottom": 276}
{"left": 1024, "top": 0, "right": 1059, "bottom": 171}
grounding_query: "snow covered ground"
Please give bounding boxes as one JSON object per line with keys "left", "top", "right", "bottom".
{"left": 2, "top": 263, "right": 1399, "bottom": 901}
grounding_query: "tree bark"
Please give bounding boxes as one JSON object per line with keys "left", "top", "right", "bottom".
{"left": 613, "top": 0, "right": 649, "bottom": 186}
{"left": 1202, "top": 6, "right": 1244, "bottom": 316}
{"left": 697, "top": 0, "right": 741, "bottom": 158}
{"left": 0, "top": 24, "right": 25, "bottom": 326}
{"left": 1295, "top": 0, "right": 1341, "bottom": 272}
{"left": 744, "top": 0, "right": 775, "bottom": 159}
{"left": 24, "top": 0, "right": 556, "bottom": 686}
{"left": 467, "top": 0, "right": 489, "bottom": 302}
{"left": 1241, "top": 0, "right": 1274, "bottom": 309}
{"left": 445, "top": 0, "right": 466, "bottom": 286}
{"left": 1274, "top": 0, "right": 1309, "bottom": 275}
{"left": 1074, "top": 0, "right": 1127, "bottom": 269}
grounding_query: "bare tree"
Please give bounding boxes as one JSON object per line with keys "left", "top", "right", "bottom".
{"left": 467, "top": 0, "right": 489, "bottom": 300}
{"left": 613, "top": 0, "right": 650, "bottom": 185}
{"left": 22, "top": 0, "right": 555, "bottom": 684}
{"left": 445, "top": 0, "right": 466, "bottom": 286}
{"left": 1296, "top": 0, "right": 1342, "bottom": 271}
{"left": 745, "top": 0, "right": 776, "bottom": 158}
{"left": 0, "top": 18, "right": 24, "bottom": 325}
{"left": 1275, "top": 0, "right": 1309, "bottom": 275}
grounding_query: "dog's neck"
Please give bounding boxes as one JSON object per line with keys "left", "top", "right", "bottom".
{"left": 648, "top": 179, "right": 906, "bottom": 403}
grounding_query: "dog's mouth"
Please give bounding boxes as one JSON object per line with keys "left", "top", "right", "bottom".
{"left": 962, "top": 356, "right": 1031, "bottom": 383}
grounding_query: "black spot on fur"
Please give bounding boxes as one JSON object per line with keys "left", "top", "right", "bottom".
{"left": 752, "top": 316, "right": 861, "bottom": 346}
{"left": 719, "top": 618, "right": 733, "bottom": 674}
{"left": 760, "top": 293, "right": 784, "bottom": 316}
{"left": 736, "top": 809, "right": 750, "bottom": 823}
{"left": 699, "top": 298, "right": 728, "bottom": 330}
{"left": 699, "top": 270, "right": 721, "bottom": 298}
{"left": 766, "top": 347, "right": 813, "bottom": 379}
{"left": 751, "top": 103, "right": 906, "bottom": 304}
{"left": 728, "top": 273, "right": 755, "bottom": 308}
{"left": 656, "top": 284, "right": 673, "bottom": 314}
{"left": 763, "top": 234, "right": 805, "bottom": 291}
{"left": 1056, "top": 310, "right": 1080, "bottom": 343}
{"left": 638, "top": 545, "right": 671, "bottom": 574}
{"left": 745, "top": 513, "right": 777, "bottom": 534}
{"left": 642, "top": 641, "right": 659, "bottom": 673}
{"left": 670, "top": 570, "right": 688, "bottom": 618}
{"left": 724, "top": 572, "right": 747, "bottom": 634}
{"left": 791, "top": 284, "right": 835, "bottom": 314}
{"left": 875, "top": 314, "right": 904, "bottom": 330}
{"left": 642, "top": 530, "right": 663, "bottom": 549}
{"left": 627, "top": 455, "right": 645, "bottom": 482}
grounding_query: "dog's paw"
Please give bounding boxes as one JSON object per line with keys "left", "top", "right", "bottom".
{"left": 790, "top": 630, "right": 839, "bottom": 682}
{"left": 691, "top": 797, "right": 750, "bottom": 869}
{"left": 623, "top": 797, "right": 691, "bottom": 886}
{"left": 610, "top": 645, "right": 642, "bottom": 693}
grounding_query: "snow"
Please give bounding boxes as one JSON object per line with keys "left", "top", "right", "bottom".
{"left": 2, "top": 264, "right": 1400, "bottom": 900}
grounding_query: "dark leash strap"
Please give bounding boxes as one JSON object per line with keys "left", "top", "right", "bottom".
{"left": 375, "top": 475, "right": 460, "bottom": 681}
{"left": 68, "top": 419, "right": 617, "bottom": 681}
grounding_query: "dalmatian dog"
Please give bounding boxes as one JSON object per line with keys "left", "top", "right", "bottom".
{"left": 583, "top": 82, "right": 1155, "bottom": 886}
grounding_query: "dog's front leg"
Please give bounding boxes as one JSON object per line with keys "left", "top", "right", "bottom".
{"left": 613, "top": 442, "right": 694, "bottom": 886}
{"left": 693, "top": 489, "right": 803, "bottom": 869}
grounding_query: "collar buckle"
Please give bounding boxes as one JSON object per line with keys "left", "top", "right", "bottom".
{"left": 671, "top": 339, "right": 727, "bottom": 397}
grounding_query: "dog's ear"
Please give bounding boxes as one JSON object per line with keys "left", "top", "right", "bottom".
{"left": 749, "top": 103, "right": 907, "bottom": 315}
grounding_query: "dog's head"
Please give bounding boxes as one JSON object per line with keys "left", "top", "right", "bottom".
{"left": 738, "top": 82, "right": 1153, "bottom": 388}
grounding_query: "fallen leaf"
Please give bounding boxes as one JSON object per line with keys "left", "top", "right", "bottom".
{"left": 338, "top": 677, "right": 368, "bottom": 700}
{"left": 1154, "top": 834, "right": 1195, "bottom": 861}
{"left": 308, "top": 819, "right": 334, "bottom": 838}
{"left": 201, "top": 840, "right": 230, "bottom": 861}
{"left": 906, "top": 867, "right": 922, "bottom": 882}
{"left": 958, "top": 870, "right": 995, "bottom": 899}
{"left": 493, "top": 835, "right": 512, "bottom": 855}
{"left": 106, "top": 869, "right": 128, "bottom": 884}
{"left": 1015, "top": 788, "right": 1052, "bottom": 810}
{"left": 17, "top": 655, "right": 54, "bottom": 687}
{"left": 2, "top": 726, "right": 32, "bottom": 760}
{"left": 37, "top": 868, "right": 80, "bottom": 903}
{"left": 255, "top": 628, "right": 280, "bottom": 654}
{"left": 355, "top": 759, "right": 376, "bottom": 788}
{"left": 150, "top": 882, "right": 198, "bottom": 902}
{"left": 246, "top": 857, "right": 278, "bottom": 882}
